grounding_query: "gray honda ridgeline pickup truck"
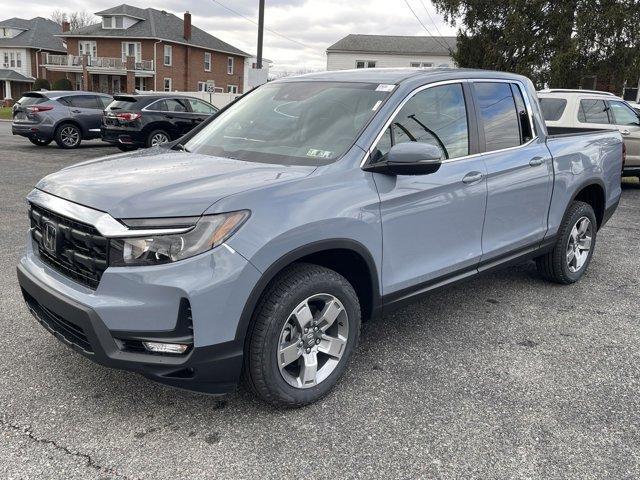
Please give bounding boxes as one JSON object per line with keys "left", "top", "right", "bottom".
{"left": 17, "top": 69, "right": 623, "bottom": 406}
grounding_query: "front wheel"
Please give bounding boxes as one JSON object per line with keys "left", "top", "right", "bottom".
{"left": 29, "top": 137, "right": 52, "bottom": 146}
{"left": 536, "top": 201, "right": 597, "bottom": 284}
{"left": 243, "top": 263, "right": 361, "bottom": 407}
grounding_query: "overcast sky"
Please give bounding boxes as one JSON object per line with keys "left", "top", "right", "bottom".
{"left": 5, "top": 0, "right": 457, "bottom": 74}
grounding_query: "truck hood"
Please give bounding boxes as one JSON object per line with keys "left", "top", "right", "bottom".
{"left": 36, "top": 148, "right": 316, "bottom": 218}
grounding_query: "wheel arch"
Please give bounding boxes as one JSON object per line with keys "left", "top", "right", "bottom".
{"left": 571, "top": 180, "right": 606, "bottom": 229}
{"left": 235, "top": 239, "right": 381, "bottom": 344}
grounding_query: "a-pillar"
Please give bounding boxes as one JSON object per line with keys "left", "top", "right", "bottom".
{"left": 125, "top": 56, "right": 135, "bottom": 93}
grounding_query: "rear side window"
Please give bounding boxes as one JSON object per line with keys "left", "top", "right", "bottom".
{"left": 539, "top": 98, "right": 567, "bottom": 121}
{"left": 578, "top": 99, "right": 610, "bottom": 124}
{"left": 147, "top": 99, "right": 188, "bottom": 112}
{"left": 63, "top": 95, "right": 100, "bottom": 109}
{"left": 16, "top": 95, "right": 47, "bottom": 106}
{"left": 474, "top": 82, "right": 520, "bottom": 152}
{"left": 97, "top": 96, "right": 112, "bottom": 109}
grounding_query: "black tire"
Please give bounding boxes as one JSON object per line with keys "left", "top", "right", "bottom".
{"left": 117, "top": 145, "right": 138, "bottom": 152}
{"left": 243, "top": 263, "right": 361, "bottom": 407}
{"left": 536, "top": 201, "right": 597, "bottom": 284}
{"left": 146, "top": 129, "right": 170, "bottom": 148}
{"left": 54, "top": 123, "right": 82, "bottom": 149}
{"left": 29, "top": 137, "right": 52, "bottom": 146}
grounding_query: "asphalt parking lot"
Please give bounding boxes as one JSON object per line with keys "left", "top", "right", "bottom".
{"left": 0, "top": 119, "right": 639, "bottom": 479}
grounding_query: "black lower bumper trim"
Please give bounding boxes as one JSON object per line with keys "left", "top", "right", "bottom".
{"left": 17, "top": 265, "right": 243, "bottom": 394}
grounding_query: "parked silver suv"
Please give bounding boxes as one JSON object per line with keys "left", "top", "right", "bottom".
{"left": 538, "top": 89, "right": 640, "bottom": 178}
{"left": 12, "top": 91, "right": 112, "bottom": 149}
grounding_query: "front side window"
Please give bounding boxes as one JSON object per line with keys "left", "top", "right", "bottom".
{"left": 609, "top": 101, "right": 640, "bottom": 126}
{"left": 372, "top": 83, "right": 469, "bottom": 162}
{"left": 474, "top": 82, "right": 521, "bottom": 152}
{"left": 187, "top": 98, "right": 217, "bottom": 114}
{"left": 539, "top": 98, "right": 567, "bottom": 121}
{"left": 578, "top": 99, "right": 610, "bottom": 124}
{"left": 185, "top": 81, "right": 392, "bottom": 165}
{"left": 204, "top": 52, "right": 211, "bottom": 71}
{"left": 227, "top": 57, "right": 234, "bottom": 74}
{"left": 164, "top": 45, "right": 172, "bottom": 66}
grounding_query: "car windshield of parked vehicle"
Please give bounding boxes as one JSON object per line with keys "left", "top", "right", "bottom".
{"left": 184, "top": 81, "right": 392, "bottom": 165}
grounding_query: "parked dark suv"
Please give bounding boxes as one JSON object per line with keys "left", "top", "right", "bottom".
{"left": 12, "top": 91, "right": 113, "bottom": 149}
{"left": 101, "top": 94, "right": 218, "bottom": 151}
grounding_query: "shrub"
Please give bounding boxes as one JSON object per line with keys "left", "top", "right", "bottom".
{"left": 33, "top": 78, "right": 50, "bottom": 90}
{"left": 52, "top": 78, "right": 73, "bottom": 90}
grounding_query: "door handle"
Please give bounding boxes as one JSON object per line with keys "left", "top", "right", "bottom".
{"left": 529, "top": 157, "right": 544, "bottom": 167}
{"left": 621, "top": 129, "right": 630, "bottom": 136}
{"left": 462, "top": 171, "right": 484, "bottom": 184}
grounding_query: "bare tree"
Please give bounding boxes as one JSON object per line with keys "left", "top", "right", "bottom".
{"left": 50, "top": 10, "right": 98, "bottom": 30}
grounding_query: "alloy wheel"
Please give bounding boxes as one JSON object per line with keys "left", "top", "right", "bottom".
{"left": 150, "top": 133, "right": 169, "bottom": 146}
{"left": 277, "top": 293, "right": 349, "bottom": 389}
{"left": 60, "top": 126, "right": 80, "bottom": 147}
{"left": 566, "top": 216, "right": 592, "bottom": 273}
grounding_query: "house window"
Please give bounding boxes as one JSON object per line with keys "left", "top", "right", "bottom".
{"left": 227, "top": 85, "right": 238, "bottom": 94}
{"left": 9, "top": 52, "right": 15, "bottom": 67}
{"left": 135, "top": 77, "right": 145, "bottom": 91}
{"left": 227, "top": 57, "right": 234, "bottom": 74}
{"left": 164, "top": 77, "right": 172, "bottom": 92}
{"left": 198, "top": 81, "right": 214, "bottom": 92}
{"left": 102, "top": 16, "right": 113, "bottom": 28}
{"left": 79, "top": 41, "right": 97, "bottom": 58}
{"left": 164, "top": 45, "right": 172, "bottom": 66}
{"left": 410, "top": 62, "right": 433, "bottom": 68}
{"left": 356, "top": 60, "right": 376, "bottom": 69}
{"left": 204, "top": 52, "right": 211, "bottom": 72}
{"left": 115, "top": 17, "right": 123, "bottom": 28}
{"left": 16, "top": 52, "right": 21, "bottom": 68}
{"left": 122, "top": 42, "right": 142, "bottom": 62}
{"left": 3, "top": 52, "right": 8, "bottom": 67}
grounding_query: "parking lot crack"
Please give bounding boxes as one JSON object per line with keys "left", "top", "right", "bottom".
{"left": 0, "top": 417, "right": 135, "bottom": 479}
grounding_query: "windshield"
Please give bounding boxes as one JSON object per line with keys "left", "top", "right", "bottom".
{"left": 184, "top": 81, "right": 392, "bottom": 165}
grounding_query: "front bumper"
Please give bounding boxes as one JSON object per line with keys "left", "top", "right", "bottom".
{"left": 17, "top": 235, "right": 262, "bottom": 394}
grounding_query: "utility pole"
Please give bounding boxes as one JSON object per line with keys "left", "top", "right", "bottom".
{"left": 256, "top": 0, "right": 265, "bottom": 69}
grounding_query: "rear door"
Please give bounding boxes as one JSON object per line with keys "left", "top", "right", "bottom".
{"left": 472, "top": 81, "right": 553, "bottom": 263}
{"left": 63, "top": 95, "right": 104, "bottom": 134}
{"left": 372, "top": 82, "right": 488, "bottom": 296}
{"left": 608, "top": 100, "right": 640, "bottom": 167}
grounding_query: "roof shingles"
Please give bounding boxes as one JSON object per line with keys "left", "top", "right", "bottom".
{"left": 0, "top": 17, "right": 65, "bottom": 52}
{"left": 327, "top": 34, "right": 456, "bottom": 56}
{"left": 63, "top": 5, "right": 249, "bottom": 57}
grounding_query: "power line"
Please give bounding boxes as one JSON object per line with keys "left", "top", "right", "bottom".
{"left": 209, "top": 0, "right": 310, "bottom": 49}
{"left": 417, "top": 0, "right": 447, "bottom": 39}
{"left": 402, "top": 0, "right": 453, "bottom": 55}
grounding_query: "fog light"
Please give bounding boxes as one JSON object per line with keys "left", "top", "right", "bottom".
{"left": 142, "top": 341, "right": 190, "bottom": 355}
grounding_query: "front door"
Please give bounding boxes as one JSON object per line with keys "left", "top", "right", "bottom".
{"left": 371, "top": 82, "right": 488, "bottom": 297}
{"left": 608, "top": 100, "right": 640, "bottom": 168}
{"left": 111, "top": 77, "right": 121, "bottom": 94}
{"left": 471, "top": 81, "right": 553, "bottom": 262}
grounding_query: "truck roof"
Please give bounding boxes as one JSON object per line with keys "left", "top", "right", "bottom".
{"left": 275, "top": 68, "right": 529, "bottom": 85}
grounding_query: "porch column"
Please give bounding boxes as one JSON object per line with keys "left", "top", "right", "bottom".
{"left": 4, "top": 80, "right": 11, "bottom": 100}
{"left": 125, "top": 56, "right": 136, "bottom": 93}
{"left": 82, "top": 55, "right": 91, "bottom": 91}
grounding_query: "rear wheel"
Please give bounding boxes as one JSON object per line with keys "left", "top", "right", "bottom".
{"left": 146, "top": 129, "right": 170, "bottom": 148}
{"left": 29, "top": 137, "right": 52, "bottom": 146}
{"left": 243, "top": 263, "right": 361, "bottom": 407}
{"left": 536, "top": 201, "right": 597, "bottom": 284}
{"left": 54, "top": 123, "right": 82, "bottom": 149}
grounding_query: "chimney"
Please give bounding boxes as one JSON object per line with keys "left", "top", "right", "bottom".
{"left": 183, "top": 11, "right": 191, "bottom": 41}
{"left": 62, "top": 21, "right": 70, "bottom": 32}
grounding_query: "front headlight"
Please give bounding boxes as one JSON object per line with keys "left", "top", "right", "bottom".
{"left": 109, "top": 211, "right": 250, "bottom": 267}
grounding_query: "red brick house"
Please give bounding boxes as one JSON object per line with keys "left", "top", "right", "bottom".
{"left": 41, "top": 4, "right": 250, "bottom": 94}
{"left": 0, "top": 17, "right": 67, "bottom": 101}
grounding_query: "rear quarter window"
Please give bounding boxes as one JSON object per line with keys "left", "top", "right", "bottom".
{"left": 539, "top": 98, "right": 567, "bottom": 121}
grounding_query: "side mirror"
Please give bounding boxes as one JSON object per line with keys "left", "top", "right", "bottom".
{"left": 365, "top": 142, "right": 444, "bottom": 175}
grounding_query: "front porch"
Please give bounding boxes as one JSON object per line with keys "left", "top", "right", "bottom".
{"left": 0, "top": 69, "right": 35, "bottom": 105}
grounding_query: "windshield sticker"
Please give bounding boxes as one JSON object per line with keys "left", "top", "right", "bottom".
{"left": 372, "top": 100, "right": 383, "bottom": 111}
{"left": 306, "top": 148, "right": 333, "bottom": 159}
{"left": 376, "top": 84, "right": 396, "bottom": 92}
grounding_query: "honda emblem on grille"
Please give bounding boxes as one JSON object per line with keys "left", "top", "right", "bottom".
{"left": 42, "top": 222, "right": 58, "bottom": 253}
